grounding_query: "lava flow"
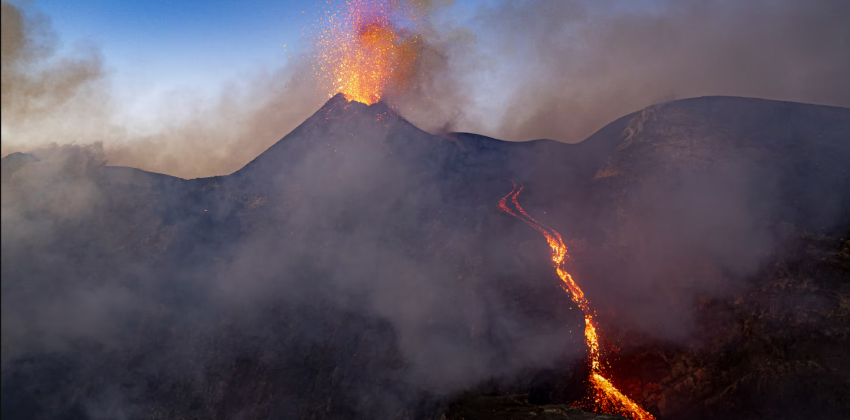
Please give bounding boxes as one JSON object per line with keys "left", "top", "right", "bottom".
{"left": 313, "top": 0, "right": 422, "bottom": 105}
{"left": 499, "top": 182, "right": 654, "bottom": 420}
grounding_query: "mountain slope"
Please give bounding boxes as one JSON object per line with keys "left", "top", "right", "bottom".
{"left": 2, "top": 96, "right": 848, "bottom": 420}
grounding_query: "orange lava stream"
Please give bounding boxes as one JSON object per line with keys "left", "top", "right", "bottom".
{"left": 499, "top": 182, "right": 654, "bottom": 420}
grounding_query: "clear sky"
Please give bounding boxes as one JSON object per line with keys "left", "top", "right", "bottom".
{"left": 36, "top": 0, "right": 316, "bottom": 98}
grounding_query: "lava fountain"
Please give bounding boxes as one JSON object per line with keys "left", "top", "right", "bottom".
{"left": 499, "top": 182, "right": 654, "bottom": 420}
{"left": 312, "top": 0, "right": 423, "bottom": 105}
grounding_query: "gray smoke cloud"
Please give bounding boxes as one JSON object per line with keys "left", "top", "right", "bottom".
{"left": 1, "top": 1, "right": 106, "bottom": 123}
{"left": 1, "top": 105, "right": 588, "bottom": 418}
{"left": 2, "top": 1, "right": 849, "bottom": 418}
{"left": 400, "top": 0, "right": 850, "bottom": 142}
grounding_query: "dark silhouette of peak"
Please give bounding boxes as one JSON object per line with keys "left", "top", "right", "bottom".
{"left": 584, "top": 96, "right": 850, "bottom": 234}
{"left": 230, "top": 93, "right": 428, "bottom": 182}
{"left": 319, "top": 93, "right": 400, "bottom": 119}
{"left": 1, "top": 152, "right": 39, "bottom": 182}
{"left": 293, "top": 93, "right": 411, "bottom": 133}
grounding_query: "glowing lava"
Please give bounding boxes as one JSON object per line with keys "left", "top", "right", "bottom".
{"left": 499, "top": 182, "right": 654, "bottom": 420}
{"left": 313, "top": 0, "right": 422, "bottom": 105}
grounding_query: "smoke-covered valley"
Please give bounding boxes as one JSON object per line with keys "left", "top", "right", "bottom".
{"left": 2, "top": 1, "right": 850, "bottom": 419}
{"left": 3, "top": 93, "right": 849, "bottom": 419}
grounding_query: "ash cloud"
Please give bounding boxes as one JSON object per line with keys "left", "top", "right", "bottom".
{"left": 406, "top": 0, "right": 850, "bottom": 142}
{"left": 2, "top": 0, "right": 849, "bottom": 418}
{"left": 1, "top": 4, "right": 578, "bottom": 417}
{"left": 1, "top": 1, "right": 105, "bottom": 123}
{"left": 3, "top": 0, "right": 850, "bottom": 175}
{"left": 1, "top": 0, "right": 326, "bottom": 179}
{"left": 0, "top": 0, "right": 471, "bottom": 178}
{"left": 1, "top": 0, "right": 114, "bottom": 159}
{"left": 1, "top": 107, "right": 583, "bottom": 418}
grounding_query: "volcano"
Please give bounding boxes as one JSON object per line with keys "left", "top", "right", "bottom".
{"left": 2, "top": 95, "right": 849, "bottom": 420}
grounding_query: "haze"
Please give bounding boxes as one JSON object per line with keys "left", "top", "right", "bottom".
{"left": 2, "top": 0, "right": 849, "bottom": 178}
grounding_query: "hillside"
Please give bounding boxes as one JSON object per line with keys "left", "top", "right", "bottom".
{"left": 2, "top": 96, "right": 848, "bottom": 419}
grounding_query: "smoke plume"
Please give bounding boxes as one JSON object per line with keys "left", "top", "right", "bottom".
{"left": 1, "top": 0, "right": 326, "bottom": 179}
{"left": 417, "top": 0, "right": 850, "bottom": 142}
{"left": 2, "top": 1, "right": 849, "bottom": 418}
{"left": 4, "top": 0, "right": 849, "bottom": 176}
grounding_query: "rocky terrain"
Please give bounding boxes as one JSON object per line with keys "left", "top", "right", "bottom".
{"left": 443, "top": 394, "right": 626, "bottom": 420}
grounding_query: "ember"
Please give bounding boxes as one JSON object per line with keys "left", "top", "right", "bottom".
{"left": 312, "top": 0, "right": 423, "bottom": 105}
{"left": 500, "top": 182, "right": 654, "bottom": 420}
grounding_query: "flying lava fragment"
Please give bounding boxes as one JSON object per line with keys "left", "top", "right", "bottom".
{"left": 311, "top": 0, "right": 423, "bottom": 104}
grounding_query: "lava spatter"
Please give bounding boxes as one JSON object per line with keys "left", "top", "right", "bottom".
{"left": 311, "top": 0, "right": 423, "bottom": 105}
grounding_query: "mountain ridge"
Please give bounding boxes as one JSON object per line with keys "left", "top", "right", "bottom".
{"left": 4, "top": 95, "right": 838, "bottom": 181}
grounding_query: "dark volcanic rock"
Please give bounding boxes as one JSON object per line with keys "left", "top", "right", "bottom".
{"left": 2, "top": 95, "right": 849, "bottom": 420}
{"left": 444, "top": 394, "right": 625, "bottom": 420}
{"left": 600, "top": 231, "right": 850, "bottom": 420}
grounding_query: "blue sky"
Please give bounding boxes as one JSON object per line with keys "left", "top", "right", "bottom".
{"left": 37, "top": 0, "right": 316, "bottom": 93}
{"left": 26, "top": 0, "right": 664, "bottom": 125}
{"left": 8, "top": 0, "right": 848, "bottom": 177}
{"left": 34, "top": 0, "right": 491, "bottom": 97}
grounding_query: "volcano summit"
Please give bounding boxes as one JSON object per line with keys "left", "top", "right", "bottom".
{"left": 2, "top": 95, "right": 850, "bottom": 420}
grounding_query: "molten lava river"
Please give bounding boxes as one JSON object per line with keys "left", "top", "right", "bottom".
{"left": 500, "top": 182, "right": 655, "bottom": 420}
